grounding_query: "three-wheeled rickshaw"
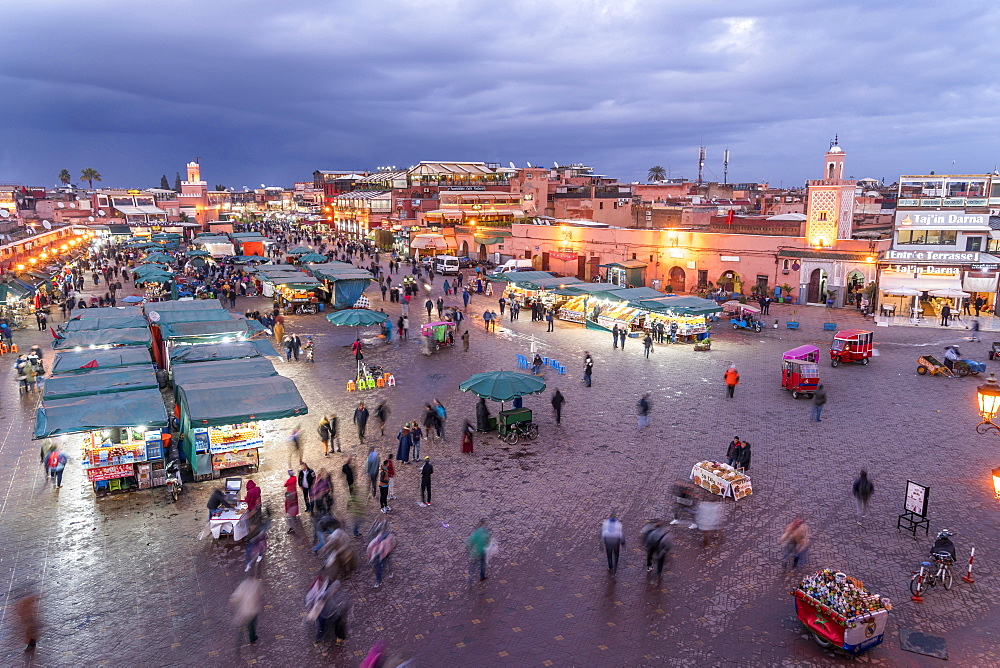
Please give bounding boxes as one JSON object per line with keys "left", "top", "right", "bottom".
{"left": 722, "top": 301, "right": 763, "bottom": 333}
{"left": 420, "top": 320, "right": 457, "bottom": 355}
{"left": 781, "top": 345, "right": 819, "bottom": 399}
{"left": 830, "top": 329, "right": 874, "bottom": 367}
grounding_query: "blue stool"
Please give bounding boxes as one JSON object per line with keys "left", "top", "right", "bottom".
{"left": 549, "top": 358, "right": 559, "bottom": 368}
{"left": 558, "top": 365, "right": 566, "bottom": 374}
{"left": 542, "top": 356, "right": 549, "bottom": 366}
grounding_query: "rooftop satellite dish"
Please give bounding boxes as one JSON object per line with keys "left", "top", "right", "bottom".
{"left": 148, "top": 310, "right": 160, "bottom": 322}
{"left": 526, "top": 162, "right": 532, "bottom": 168}
{"left": 42, "top": 220, "right": 52, "bottom": 230}
{"left": 98, "top": 209, "right": 106, "bottom": 216}
{"left": 57, "top": 202, "right": 65, "bottom": 208}
{"left": 69, "top": 202, "right": 76, "bottom": 208}
{"left": 0, "top": 210, "right": 9, "bottom": 218}
{"left": 260, "top": 183, "right": 266, "bottom": 188}
{"left": 75, "top": 196, "right": 82, "bottom": 201}
{"left": 554, "top": 162, "right": 560, "bottom": 168}
{"left": 509, "top": 162, "right": 516, "bottom": 169}
{"left": 88, "top": 216, "right": 95, "bottom": 222}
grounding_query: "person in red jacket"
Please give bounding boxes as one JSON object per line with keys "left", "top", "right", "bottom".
{"left": 244, "top": 480, "right": 261, "bottom": 511}
{"left": 724, "top": 366, "right": 740, "bottom": 398}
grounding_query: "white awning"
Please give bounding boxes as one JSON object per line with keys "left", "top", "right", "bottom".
{"left": 881, "top": 275, "right": 963, "bottom": 292}
{"left": 411, "top": 234, "right": 454, "bottom": 250}
{"left": 963, "top": 275, "right": 999, "bottom": 293}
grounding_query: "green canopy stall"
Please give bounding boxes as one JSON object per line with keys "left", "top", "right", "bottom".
{"left": 51, "top": 346, "right": 154, "bottom": 374}
{"left": 42, "top": 367, "right": 159, "bottom": 400}
{"left": 52, "top": 328, "right": 153, "bottom": 350}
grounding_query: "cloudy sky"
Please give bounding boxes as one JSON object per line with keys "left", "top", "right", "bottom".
{"left": 2, "top": 0, "right": 999, "bottom": 189}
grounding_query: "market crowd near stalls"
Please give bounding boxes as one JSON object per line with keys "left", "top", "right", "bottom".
{"left": 14, "top": 215, "right": 967, "bottom": 663}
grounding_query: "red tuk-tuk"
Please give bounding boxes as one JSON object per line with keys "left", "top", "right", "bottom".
{"left": 782, "top": 345, "right": 820, "bottom": 399}
{"left": 830, "top": 329, "right": 874, "bottom": 367}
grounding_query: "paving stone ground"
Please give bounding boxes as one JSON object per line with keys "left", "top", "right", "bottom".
{"left": 1, "top": 270, "right": 999, "bottom": 667}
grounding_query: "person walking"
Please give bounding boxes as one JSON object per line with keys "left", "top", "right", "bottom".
{"left": 283, "top": 470, "right": 300, "bottom": 533}
{"left": 461, "top": 329, "right": 469, "bottom": 352}
{"left": 643, "top": 333, "right": 654, "bottom": 358}
{"left": 46, "top": 447, "right": 68, "bottom": 488}
{"left": 318, "top": 415, "right": 333, "bottom": 456}
{"left": 287, "top": 424, "right": 303, "bottom": 466}
{"left": 461, "top": 419, "right": 474, "bottom": 454}
{"left": 374, "top": 401, "right": 390, "bottom": 437}
{"left": 852, "top": 470, "right": 875, "bottom": 525}
{"left": 298, "top": 462, "right": 316, "bottom": 513}
{"left": 395, "top": 425, "right": 412, "bottom": 464}
{"left": 386, "top": 454, "right": 397, "bottom": 500}
{"left": 724, "top": 366, "right": 740, "bottom": 398}
{"left": 551, "top": 389, "right": 565, "bottom": 425}
{"left": 315, "top": 579, "right": 350, "bottom": 644}
{"left": 940, "top": 303, "right": 951, "bottom": 326}
{"left": 498, "top": 296, "right": 506, "bottom": 315}
{"left": 641, "top": 520, "right": 672, "bottom": 579}
{"left": 436, "top": 297, "right": 444, "bottom": 319}
{"left": 812, "top": 384, "right": 827, "bottom": 422}
{"left": 601, "top": 513, "right": 625, "bottom": 574}
{"left": 612, "top": 324, "right": 620, "bottom": 349}
{"left": 410, "top": 422, "right": 423, "bottom": 460}
{"left": 637, "top": 393, "right": 652, "bottom": 429}
{"left": 366, "top": 447, "right": 379, "bottom": 498}
{"left": 975, "top": 296, "right": 985, "bottom": 316}
{"left": 367, "top": 524, "right": 396, "bottom": 588}
{"left": 467, "top": 519, "right": 492, "bottom": 581}
{"left": 463, "top": 288, "right": 470, "bottom": 307}
{"left": 230, "top": 575, "right": 263, "bottom": 646}
{"left": 780, "top": 517, "right": 810, "bottom": 569}
{"left": 341, "top": 455, "right": 355, "bottom": 496}
{"left": 424, "top": 298, "right": 433, "bottom": 319}
{"left": 423, "top": 403, "right": 441, "bottom": 442}
{"left": 545, "top": 310, "right": 554, "bottom": 332}
{"left": 353, "top": 402, "right": 369, "bottom": 442}
{"left": 434, "top": 399, "right": 447, "bottom": 439}
{"left": 583, "top": 352, "right": 593, "bottom": 387}
{"left": 378, "top": 460, "right": 391, "bottom": 513}
{"left": 420, "top": 456, "right": 433, "bottom": 506}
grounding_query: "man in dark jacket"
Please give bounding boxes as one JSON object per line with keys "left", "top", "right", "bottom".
{"left": 353, "top": 402, "right": 369, "bottom": 442}
{"left": 852, "top": 470, "right": 874, "bottom": 525}
{"left": 298, "top": 462, "right": 316, "bottom": 513}
{"left": 341, "top": 456, "right": 355, "bottom": 496}
{"left": 812, "top": 384, "right": 827, "bottom": 422}
{"left": 420, "top": 456, "right": 434, "bottom": 506}
{"left": 551, "top": 389, "right": 565, "bottom": 425}
{"left": 207, "top": 488, "right": 234, "bottom": 520}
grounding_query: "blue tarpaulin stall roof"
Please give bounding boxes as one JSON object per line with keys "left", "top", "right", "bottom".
{"left": 59, "top": 313, "right": 150, "bottom": 332}
{"left": 635, "top": 296, "right": 722, "bottom": 316}
{"left": 68, "top": 306, "right": 143, "bottom": 319}
{"left": 52, "top": 328, "right": 153, "bottom": 350}
{"left": 149, "top": 308, "right": 233, "bottom": 325}
{"left": 145, "top": 299, "right": 224, "bottom": 313}
{"left": 170, "top": 357, "right": 277, "bottom": 389}
{"left": 601, "top": 287, "right": 665, "bottom": 302}
{"left": 168, "top": 340, "right": 280, "bottom": 364}
{"left": 307, "top": 262, "right": 374, "bottom": 281}
{"left": 158, "top": 319, "right": 257, "bottom": 339}
{"left": 487, "top": 271, "right": 554, "bottom": 283}
{"left": 563, "top": 284, "right": 630, "bottom": 299}
{"left": 178, "top": 376, "right": 307, "bottom": 426}
{"left": 51, "top": 347, "right": 153, "bottom": 374}
{"left": 511, "top": 276, "right": 585, "bottom": 290}
{"left": 250, "top": 264, "right": 298, "bottom": 273}
{"left": 33, "top": 388, "right": 168, "bottom": 439}
{"left": 43, "top": 367, "right": 159, "bottom": 400}
{"left": 265, "top": 276, "right": 325, "bottom": 287}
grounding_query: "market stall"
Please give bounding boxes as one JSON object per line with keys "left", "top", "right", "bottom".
{"left": 306, "top": 262, "right": 374, "bottom": 309}
{"left": 34, "top": 387, "right": 169, "bottom": 495}
{"left": 793, "top": 569, "right": 890, "bottom": 655}
{"left": 167, "top": 340, "right": 280, "bottom": 366}
{"left": 51, "top": 327, "right": 153, "bottom": 351}
{"left": 0, "top": 278, "right": 36, "bottom": 329}
{"left": 690, "top": 460, "right": 753, "bottom": 500}
{"left": 51, "top": 346, "right": 154, "bottom": 374}
{"left": 175, "top": 374, "right": 307, "bottom": 477}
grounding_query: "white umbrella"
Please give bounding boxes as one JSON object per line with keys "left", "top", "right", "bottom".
{"left": 929, "top": 289, "right": 970, "bottom": 298}
{"left": 883, "top": 287, "right": 920, "bottom": 296}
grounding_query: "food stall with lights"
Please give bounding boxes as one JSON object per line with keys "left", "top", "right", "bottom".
{"left": 306, "top": 262, "right": 374, "bottom": 310}
{"left": 0, "top": 278, "right": 36, "bottom": 328}
{"left": 175, "top": 372, "right": 307, "bottom": 479}
{"left": 34, "top": 385, "right": 169, "bottom": 495}
{"left": 633, "top": 296, "right": 720, "bottom": 342}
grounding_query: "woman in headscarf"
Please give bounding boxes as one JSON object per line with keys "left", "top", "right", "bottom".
{"left": 395, "top": 424, "right": 412, "bottom": 464}
{"left": 283, "top": 470, "right": 299, "bottom": 533}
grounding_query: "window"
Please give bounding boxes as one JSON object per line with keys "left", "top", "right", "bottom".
{"left": 599, "top": 202, "right": 603, "bottom": 210}
{"left": 966, "top": 236, "right": 984, "bottom": 252}
{"left": 896, "top": 229, "right": 958, "bottom": 245}
{"left": 818, "top": 212, "right": 828, "bottom": 221}
{"left": 697, "top": 269, "right": 709, "bottom": 288}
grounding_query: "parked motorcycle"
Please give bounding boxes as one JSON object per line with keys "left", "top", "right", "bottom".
{"left": 165, "top": 460, "right": 183, "bottom": 503}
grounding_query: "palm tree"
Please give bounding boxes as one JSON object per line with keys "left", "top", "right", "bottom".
{"left": 80, "top": 168, "right": 102, "bottom": 189}
{"left": 58, "top": 169, "right": 71, "bottom": 185}
{"left": 647, "top": 166, "right": 667, "bottom": 182}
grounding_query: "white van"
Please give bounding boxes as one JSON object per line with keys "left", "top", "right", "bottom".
{"left": 433, "top": 255, "right": 461, "bottom": 275}
{"left": 498, "top": 258, "right": 534, "bottom": 273}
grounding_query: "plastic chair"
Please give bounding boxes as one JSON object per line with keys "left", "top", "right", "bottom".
{"left": 383, "top": 372, "right": 392, "bottom": 381}
{"left": 347, "top": 380, "right": 357, "bottom": 392}
{"left": 387, "top": 375, "right": 396, "bottom": 386}
{"left": 376, "top": 377, "right": 385, "bottom": 388}
{"left": 366, "top": 378, "right": 377, "bottom": 390}
{"left": 0, "top": 343, "right": 7, "bottom": 355}
{"left": 10, "top": 344, "right": 17, "bottom": 353}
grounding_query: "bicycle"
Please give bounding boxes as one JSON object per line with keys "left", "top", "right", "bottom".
{"left": 910, "top": 552, "right": 954, "bottom": 598}
{"left": 503, "top": 421, "right": 539, "bottom": 445}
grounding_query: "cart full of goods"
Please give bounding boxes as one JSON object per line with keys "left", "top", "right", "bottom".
{"left": 793, "top": 569, "right": 890, "bottom": 655}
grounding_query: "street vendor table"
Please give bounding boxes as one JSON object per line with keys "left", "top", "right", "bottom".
{"left": 690, "top": 461, "right": 752, "bottom": 500}
{"left": 206, "top": 502, "right": 249, "bottom": 540}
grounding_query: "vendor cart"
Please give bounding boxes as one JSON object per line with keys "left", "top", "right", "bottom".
{"left": 690, "top": 460, "right": 752, "bottom": 500}
{"left": 781, "top": 345, "right": 820, "bottom": 399}
{"left": 830, "top": 329, "right": 873, "bottom": 367}
{"left": 793, "top": 569, "right": 890, "bottom": 655}
{"left": 206, "top": 478, "right": 251, "bottom": 540}
{"left": 421, "top": 320, "right": 457, "bottom": 355}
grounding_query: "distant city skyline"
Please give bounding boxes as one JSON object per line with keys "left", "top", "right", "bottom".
{"left": 2, "top": 1, "right": 999, "bottom": 188}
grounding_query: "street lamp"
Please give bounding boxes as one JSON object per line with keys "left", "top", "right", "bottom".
{"left": 993, "top": 467, "right": 1000, "bottom": 501}
{"left": 975, "top": 373, "right": 1000, "bottom": 434}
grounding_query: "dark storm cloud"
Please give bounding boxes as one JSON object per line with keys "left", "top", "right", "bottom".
{"left": 2, "top": 0, "right": 999, "bottom": 187}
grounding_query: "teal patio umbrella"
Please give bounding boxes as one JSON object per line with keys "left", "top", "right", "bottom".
{"left": 287, "top": 246, "right": 313, "bottom": 255}
{"left": 325, "top": 308, "right": 388, "bottom": 327}
{"left": 134, "top": 272, "right": 173, "bottom": 285}
{"left": 186, "top": 249, "right": 210, "bottom": 257}
{"left": 297, "top": 252, "right": 328, "bottom": 264}
{"left": 143, "top": 252, "right": 175, "bottom": 264}
{"left": 459, "top": 371, "right": 546, "bottom": 403}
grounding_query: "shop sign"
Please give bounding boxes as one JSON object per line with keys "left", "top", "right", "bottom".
{"left": 720, "top": 256, "right": 740, "bottom": 262}
{"left": 549, "top": 251, "right": 578, "bottom": 261}
{"left": 895, "top": 212, "right": 988, "bottom": 227}
{"left": 887, "top": 265, "right": 960, "bottom": 276}
{"left": 885, "top": 249, "right": 979, "bottom": 262}
{"left": 970, "top": 263, "right": 999, "bottom": 271}
{"left": 212, "top": 449, "right": 259, "bottom": 470}
{"left": 444, "top": 186, "right": 486, "bottom": 191}
{"left": 86, "top": 463, "right": 135, "bottom": 482}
